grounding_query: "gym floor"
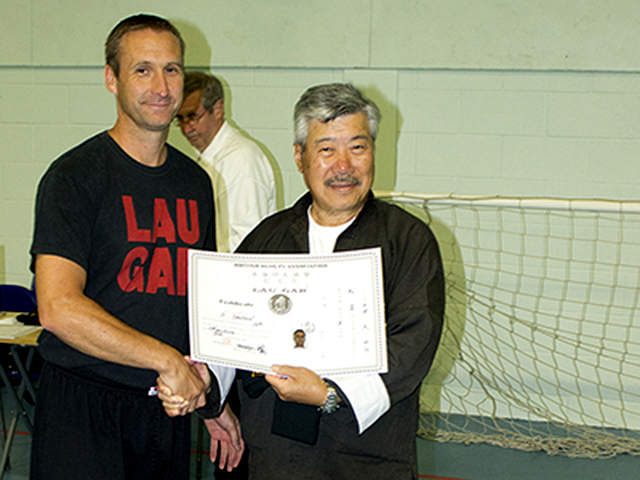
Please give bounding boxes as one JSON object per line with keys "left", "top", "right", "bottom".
{"left": 2, "top": 412, "right": 638, "bottom": 480}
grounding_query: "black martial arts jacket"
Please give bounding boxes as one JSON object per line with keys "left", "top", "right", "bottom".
{"left": 235, "top": 192, "right": 445, "bottom": 480}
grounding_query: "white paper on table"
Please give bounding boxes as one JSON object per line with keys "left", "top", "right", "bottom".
{"left": 0, "top": 312, "right": 41, "bottom": 339}
{"left": 0, "top": 312, "right": 18, "bottom": 325}
{"left": 188, "top": 248, "right": 387, "bottom": 376}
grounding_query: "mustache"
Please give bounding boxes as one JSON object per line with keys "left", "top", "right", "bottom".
{"left": 324, "top": 175, "right": 361, "bottom": 187}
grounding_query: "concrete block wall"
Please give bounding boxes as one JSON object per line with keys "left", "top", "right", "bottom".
{"left": 396, "top": 70, "right": 640, "bottom": 200}
{"left": 3, "top": 0, "right": 640, "bottom": 288}
{"left": 0, "top": 67, "right": 112, "bottom": 286}
{"left": 4, "top": 66, "right": 640, "bottom": 286}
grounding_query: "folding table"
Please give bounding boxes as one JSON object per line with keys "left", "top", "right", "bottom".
{"left": 0, "top": 320, "right": 41, "bottom": 479}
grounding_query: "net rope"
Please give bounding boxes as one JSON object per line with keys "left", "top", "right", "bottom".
{"left": 377, "top": 192, "right": 640, "bottom": 459}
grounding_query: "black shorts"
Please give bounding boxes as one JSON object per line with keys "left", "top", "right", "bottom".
{"left": 30, "top": 362, "right": 191, "bottom": 480}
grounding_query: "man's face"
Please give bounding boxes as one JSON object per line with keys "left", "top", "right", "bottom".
{"left": 105, "top": 29, "right": 183, "bottom": 133}
{"left": 294, "top": 331, "right": 306, "bottom": 348}
{"left": 294, "top": 112, "right": 374, "bottom": 226}
{"left": 176, "top": 90, "right": 224, "bottom": 153}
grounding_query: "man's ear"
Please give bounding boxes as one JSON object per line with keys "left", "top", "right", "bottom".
{"left": 294, "top": 143, "right": 304, "bottom": 173}
{"left": 213, "top": 99, "right": 224, "bottom": 119}
{"left": 104, "top": 65, "right": 117, "bottom": 95}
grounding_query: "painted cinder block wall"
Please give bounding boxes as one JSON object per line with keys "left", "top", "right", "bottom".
{"left": 2, "top": 0, "right": 640, "bottom": 286}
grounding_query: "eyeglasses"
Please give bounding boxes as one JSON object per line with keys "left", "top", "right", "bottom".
{"left": 174, "top": 109, "right": 207, "bottom": 127}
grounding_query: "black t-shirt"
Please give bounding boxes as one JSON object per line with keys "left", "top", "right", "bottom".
{"left": 31, "top": 132, "right": 215, "bottom": 389}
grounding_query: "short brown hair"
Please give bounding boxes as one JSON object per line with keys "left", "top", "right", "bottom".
{"left": 105, "top": 14, "right": 185, "bottom": 78}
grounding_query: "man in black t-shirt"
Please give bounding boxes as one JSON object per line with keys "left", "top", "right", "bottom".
{"left": 30, "top": 14, "right": 242, "bottom": 480}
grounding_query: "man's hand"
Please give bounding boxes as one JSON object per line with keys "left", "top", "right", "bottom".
{"left": 157, "top": 356, "right": 211, "bottom": 416}
{"left": 205, "top": 404, "right": 244, "bottom": 471}
{"left": 265, "top": 365, "right": 327, "bottom": 406}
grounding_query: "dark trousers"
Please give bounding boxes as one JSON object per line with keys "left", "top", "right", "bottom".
{"left": 30, "top": 362, "right": 191, "bottom": 480}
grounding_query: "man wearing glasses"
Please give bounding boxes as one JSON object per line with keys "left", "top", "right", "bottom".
{"left": 176, "top": 72, "right": 277, "bottom": 253}
{"left": 176, "top": 71, "right": 276, "bottom": 478}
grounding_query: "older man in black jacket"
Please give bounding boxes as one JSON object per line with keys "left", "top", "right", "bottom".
{"left": 233, "top": 83, "right": 445, "bottom": 479}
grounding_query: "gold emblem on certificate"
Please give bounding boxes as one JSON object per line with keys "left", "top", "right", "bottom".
{"left": 268, "top": 294, "right": 292, "bottom": 315}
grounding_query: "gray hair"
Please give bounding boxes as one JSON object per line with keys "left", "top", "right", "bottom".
{"left": 293, "top": 83, "right": 381, "bottom": 149}
{"left": 184, "top": 72, "right": 224, "bottom": 112}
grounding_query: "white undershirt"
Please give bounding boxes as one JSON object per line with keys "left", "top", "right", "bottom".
{"left": 307, "top": 207, "right": 391, "bottom": 433}
{"left": 307, "top": 208, "right": 353, "bottom": 255}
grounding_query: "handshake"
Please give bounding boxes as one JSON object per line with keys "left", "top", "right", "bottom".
{"left": 156, "top": 355, "right": 211, "bottom": 417}
{"left": 156, "top": 353, "right": 330, "bottom": 417}
{"left": 154, "top": 352, "right": 331, "bottom": 472}
{"left": 156, "top": 355, "right": 244, "bottom": 472}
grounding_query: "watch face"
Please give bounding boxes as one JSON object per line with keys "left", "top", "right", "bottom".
{"left": 323, "top": 386, "right": 339, "bottom": 413}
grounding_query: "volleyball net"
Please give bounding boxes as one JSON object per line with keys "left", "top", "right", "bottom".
{"left": 378, "top": 192, "right": 640, "bottom": 459}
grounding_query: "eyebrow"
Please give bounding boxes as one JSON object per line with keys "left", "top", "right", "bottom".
{"left": 131, "top": 60, "right": 152, "bottom": 70}
{"left": 131, "top": 60, "right": 184, "bottom": 71}
{"left": 175, "top": 110, "right": 198, "bottom": 120}
{"left": 314, "top": 134, "right": 370, "bottom": 144}
{"left": 351, "top": 134, "right": 370, "bottom": 142}
{"left": 166, "top": 61, "right": 184, "bottom": 71}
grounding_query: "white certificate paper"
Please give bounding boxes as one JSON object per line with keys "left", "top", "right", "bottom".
{"left": 188, "top": 248, "right": 387, "bottom": 376}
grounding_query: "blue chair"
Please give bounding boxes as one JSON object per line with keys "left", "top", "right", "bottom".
{"left": 0, "top": 285, "right": 36, "bottom": 313}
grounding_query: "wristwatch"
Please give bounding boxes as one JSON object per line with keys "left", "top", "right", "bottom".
{"left": 320, "top": 381, "right": 339, "bottom": 414}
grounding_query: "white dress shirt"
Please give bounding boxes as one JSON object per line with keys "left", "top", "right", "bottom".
{"left": 197, "top": 121, "right": 276, "bottom": 252}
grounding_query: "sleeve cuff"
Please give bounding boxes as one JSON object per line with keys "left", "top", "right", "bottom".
{"left": 195, "top": 365, "right": 236, "bottom": 419}
{"left": 328, "top": 374, "right": 390, "bottom": 433}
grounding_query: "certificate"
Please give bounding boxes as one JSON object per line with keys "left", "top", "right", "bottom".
{"left": 188, "top": 248, "right": 387, "bottom": 376}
